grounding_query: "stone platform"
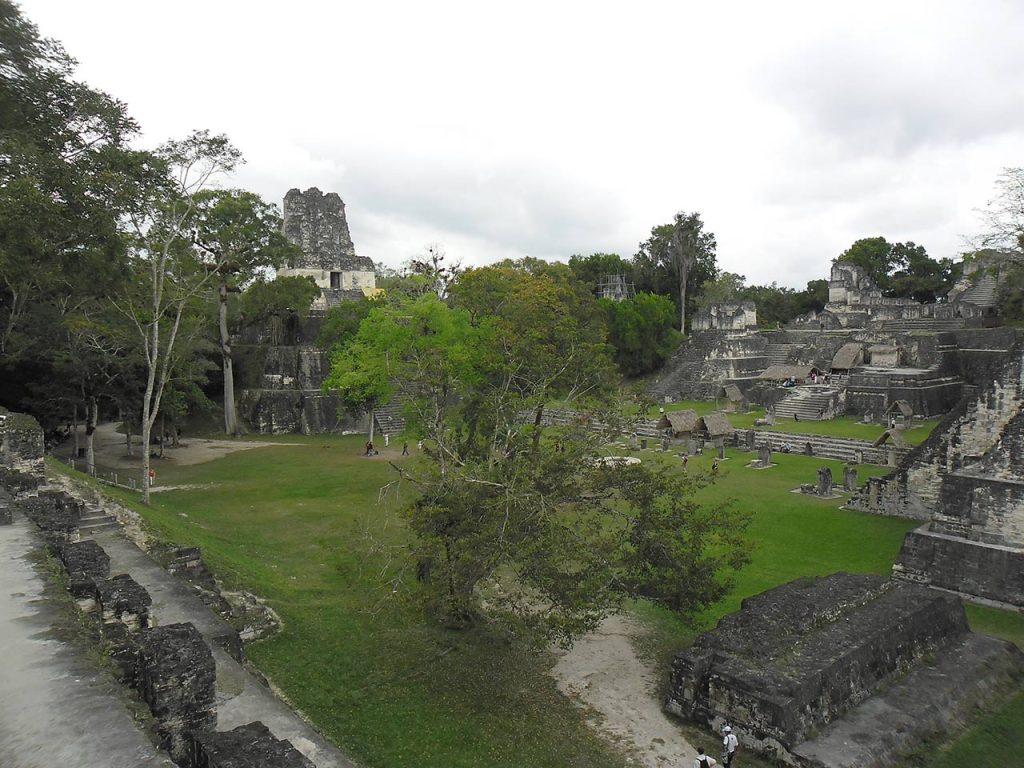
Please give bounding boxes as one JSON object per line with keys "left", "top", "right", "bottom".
{"left": 664, "top": 573, "right": 1010, "bottom": 763}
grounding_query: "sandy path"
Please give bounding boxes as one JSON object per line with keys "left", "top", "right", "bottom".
{"left": 551, "top": 614, "right": 694, "bottom": 767}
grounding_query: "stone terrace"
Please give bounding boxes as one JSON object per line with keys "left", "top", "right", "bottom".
{"left": 666, "top": 574, "right": 971, "bottom": 755}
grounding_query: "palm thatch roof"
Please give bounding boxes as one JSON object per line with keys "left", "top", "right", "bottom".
{"left": 760, "top": 364, "right": 818, "bottom": 381}
{"left": 699, "top": 412, "right": 733, "bottom": 438}
{"left": 722, "top": 383, "right": 743, "bottom": 403}
{"left": 831, "top": 343, "right": 864, "bottom": 370}
{"left": 885, "top": 400, "right": 914, "bottom": 418}
{"left": 656, "top": 409, "right": 699, "bottom": 435}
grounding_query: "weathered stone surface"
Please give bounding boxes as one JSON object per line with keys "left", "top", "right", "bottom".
{"left": 0, "top": 487, "right": 11, "bottom": 525}
{"left": 666, "top": 574, "right": 969, "bottom": 755}
{"left": 758, "top": 443, "right": 771, "bottom": 466}
{"left": 0, "top": 408, "right": 45, "bottom": 472}
{"left": 58, "top": 539, "right": 110, "bottom": 580}
{"left": 192, "top": 721, "right": 315, "bottom": 768}
{"left": 817, "top": 466, "right": 833, "bottom": 496}
{"left": 843, "top": 466, "right": 857, "bottom": 491}
{"left": 0, "top": 465, "right": 40, "bottom": 495}
{"left": 18, "top": 490, "right": 82, "bottom": 541}
{"left": 137, "top": 622, "right": 217, "bottom": 764}
{"left": 894, "top": 526, "right": 1024, "bottom": 606}
{"left": 97, "top": 573, "right": 152, "bottom": 631}
{"left": 792, "top": 633, "right": 1024, "bottom": 768}
{"left": 282, "top": 187, "right": 367, "bottom": 272}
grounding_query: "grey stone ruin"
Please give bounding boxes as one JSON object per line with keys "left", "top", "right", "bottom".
{"left": 58, "top": 539, "right": 111, "bottom": 609}
{"left": 745, "top": 429, "right": 756, "bottom": 450}
{"left": 854, "top": 449, "right": 864, "bottom": 464}
{"left": 718, "top": 443, "right": 726, "bottom": 460}
{"left": 97, "top": 573, "right": 152, "bottom": 632}
{"left": 759, "top": 443, "right": 772, "bottom": 467}
{"left": 136, "top": 622, "right": 217, "bottom": 765}
{"left": 192, "top": 721, "right": 315, "bottom": 768}
{"left": 665, "top": 573, "right": 1024, "bottom": 765}
{"left": 0, "top": 408, "right": 45, "bottom": 473}
{"left": 803, "top": 442, "right": 814, "bottom": 456}
{"left": 817, "top": 466, "right": 833, "bottom": 497}
{"left": 0, "top": 485, "right": 12, "bottom": 525}
{"left": 18, "top": 489, "right": 82, "bottom": 543}
{"left": 843, "top": 466, "right": 858, "bottom": 492}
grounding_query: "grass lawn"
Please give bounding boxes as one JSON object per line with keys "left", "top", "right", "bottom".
{"left": 74, "top": 432, "right": 1024, "bottom": 768}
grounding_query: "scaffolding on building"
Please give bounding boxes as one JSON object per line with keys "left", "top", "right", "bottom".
{"left": 597, "top": 274, "right": 635, "bottom": 302}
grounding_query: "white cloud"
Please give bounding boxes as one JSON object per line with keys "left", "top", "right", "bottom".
{"left": 19, "top": 0, "right": 1024, "bottom": 288}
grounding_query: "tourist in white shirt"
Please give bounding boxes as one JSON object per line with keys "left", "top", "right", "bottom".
{"left": 722, "top": 725, "right": 739, "bottom": 766}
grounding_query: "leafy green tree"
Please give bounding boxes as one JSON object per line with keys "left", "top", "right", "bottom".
{"left": 239, "top": 275, "right": 321, "bottom": 345}
{"left": 316, "top": 296, "right": 379, "bottom": 352}
{"left": 694, "top": 271, "right": 747, "bottom": 310}
{"left": 600, "top": 292, "right": 681, "bottom": 377}
{"left": 0, "top": 0, "right": 148, "bottom": 362}
{"left": 326, "top": 291, "right": 749, "bottom": 645}
{"left": 189, "top": 189, "right": 301, "bottom": 435}
{"left": 568, "top": 252, "right": 632, "bottom": 293}
{"left": 633, "top": 213, "right": 718, "bottom": 333}
{"left": 837, "top": 237, "right": 955, "bottom": 300}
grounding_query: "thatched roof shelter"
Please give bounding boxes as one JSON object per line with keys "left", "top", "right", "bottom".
{"left": 721, "top": 383, "right": 743, "bottom": 403}
{"left": 698, "top": 412, "right": 734, "bottom": 438}
{"left": 656, "top": 409, "right": 699, "bottom": 436}
{"left": 760, "top": 364, "right": 818, "bottom": 382}
{"left": 885, "top": 400, "right": 914, "bottom": 419}
{"left": 831, "top": 343, "right": 864, "bottom": 370}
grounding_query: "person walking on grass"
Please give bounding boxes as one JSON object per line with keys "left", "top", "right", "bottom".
{"left": 693, "top": 746, "right": 717, "bottom": 767}
{"left": 722, "top": 725, "right": 739, "bottom": 767}
{"left": 402, "top": 441, "right": 409, "bottom": 456}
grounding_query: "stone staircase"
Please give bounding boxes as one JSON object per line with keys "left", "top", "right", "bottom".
{"left": 959, "top": 272, "right": 999, "bottom": 307}
{"left": 78, "top": 504, "right": 119, "bottom": 535}
{"left": 373, "top": 401, "right": 407, "bottom": 437}
{"left": 765, "top": 342, "right": 799, "bottom": 366}
{"left": 773, "top": 386, "right": 841, "bottom": 421}
{"left": 742, "top": 430, "right": 906, "bottom": 466}
{"left": 876, "top": 318, "right": 966, "bottom": 332}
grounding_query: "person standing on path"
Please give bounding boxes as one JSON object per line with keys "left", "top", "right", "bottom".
{"left": 722, "top": 725, "right": 739, "bottom": 767}
{"left": 402, "top": 441, "right": 409, "bottom": 456}
{"left": 693, "top": 746, "right": 717, "bottom": 767}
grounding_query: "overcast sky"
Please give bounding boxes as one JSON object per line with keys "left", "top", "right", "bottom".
{"left": 19, "top": 0, "right": 1024, "bottom": 288}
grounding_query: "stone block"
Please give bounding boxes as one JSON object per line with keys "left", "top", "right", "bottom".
{"left": 843, "top": 466, "right": 858, "bottom": 491}
{"left": 137, "top": 623, "right": 217, "bottom": 765}
{"left": 59, "top": 539, "right": 110, "bottom": 580}
{"left": 192, "top": 721, "right": 315, "bottom": 768}
{"left": 817, "top": 466, "right": 833, "bottom": 496}
{"left": 18, "top": 490, "right": 82, "bottom": 540}
{"left": 666, "top": 573, "right": 969, "bottom": 753}
{"left": 97, "top": 574, "right": 152, "bottom": 631}
{"left": 0, "top": 466, "right": 41, "bottom": 495}
{"left": 894, "top": 526, "right": 1024, "bottom": 607}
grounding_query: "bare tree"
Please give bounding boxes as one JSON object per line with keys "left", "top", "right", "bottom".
{"left": 667, "top": 212, "right": 717, "bottom": 334}
{"left": 113, "top": 130, "right": 242, "bottom": 503}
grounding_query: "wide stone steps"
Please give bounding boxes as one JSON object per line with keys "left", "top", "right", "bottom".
{"left": 78, "top": 506, "right": 119, "bottom": 535}
{"left": 373, "top": 402, "right": 407, "bottom": 437}
{"left": 773, "top": 387, "right": 840, "bottom": 421}
{"left": 742, "top": 429, "right": 906, "bottom": 466}
{"left": 959, "top": 273, "right": 998, "bottom": 307}
{"left": 765, "top": 342, "right": 799, "bottom": 366}
{"left": 877, "top": 318, "right": 966, "bottom": 332}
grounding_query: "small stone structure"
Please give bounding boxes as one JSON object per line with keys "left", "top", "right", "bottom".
{"left": 817, "top": 466, "right": 833, "bottom": 496}
{"left": 691, "top": 301, "right": 757, "bottom": 332}
{"left": 58, "top": 540, "right": 111, "bottom": 608}
{"left": 97, "top": 573, "right": 152, "bottom": 632}
{"left": 279, "top": 187, "right": 376, "bottom": 308}
{"left": 192, "top": 721, "right": 315, "bottom": 768}
{"left": 843, "top": 466, "right": 858, "bottom": 491}
{"left": 0, "top": 485, "right": 12, "bottom": 525}
{"left": 750, "top": 443, "right": 772, "bottom": 469}
{"left": 137, "top": 622, "right": 218, "bottom": 765}
{"left": 665, "top": 573, "right": 977, "bottom": 759}
{"left": 0, "top": 408, "right": 45, "bottom": 473}
{"left": 18, "top": 490, "right": 82, "bottom": 542}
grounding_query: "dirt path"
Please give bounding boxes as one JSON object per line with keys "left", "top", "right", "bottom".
{"left": 59, "top": 422, "right": 298, "bottom": 469}
{"left": 551, "top": 614, "right": 695, "bottom": 767}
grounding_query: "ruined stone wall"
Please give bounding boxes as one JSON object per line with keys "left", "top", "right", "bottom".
{"left": 666, "top": 574, "right": 969, "bottom": 754}
{"left": 0, "top": 409, "right": 45, "bottom": 473}
{"left": 649, "top": 332, "right": 769, "bottom": 401}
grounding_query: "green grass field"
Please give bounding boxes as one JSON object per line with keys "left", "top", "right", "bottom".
{"left": 76, "top": 426, "right": 1023, "bottom": 768}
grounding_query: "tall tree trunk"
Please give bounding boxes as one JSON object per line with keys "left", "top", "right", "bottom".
{"left": 679, "top": 268, "right": 688, "bottom": 335}
{"left": 72, "top": 404, "right": 80, "bottom": 458}
{"left": 369, "top": 409, "right": 376, "bottom": 442}
{"left": 84, "top": 396, "right": 97, "bottom": 475}
{"left": 219, "top": 281, "right": 239, "bottom": 436}
{"left": 125, "top": 418, "right": 133, "bottom": 457}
